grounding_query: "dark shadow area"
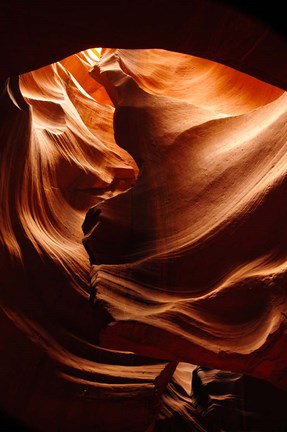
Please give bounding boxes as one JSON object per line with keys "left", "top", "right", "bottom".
{"left": 0, "top": 410, "right": 37, "bottom": 431}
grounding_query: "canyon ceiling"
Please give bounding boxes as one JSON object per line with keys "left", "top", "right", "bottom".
{"left": 1, "top": 1, "right": 287, "bottom": 431}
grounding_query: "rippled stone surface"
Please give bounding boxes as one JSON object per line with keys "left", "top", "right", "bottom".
{"left": 0, "top": 1, "right": 287, "bottom": 431}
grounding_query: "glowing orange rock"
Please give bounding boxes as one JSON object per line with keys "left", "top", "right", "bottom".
{"left": 1, "top": 1, "right": 287, "bottom": 429}
{"left": 84, "top": 49, "right": 287, "bottom": 391}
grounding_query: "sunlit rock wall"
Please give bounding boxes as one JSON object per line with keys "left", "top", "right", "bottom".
{"left": 89, "top": 48, "right": 287, "bottom": 390}
{"left": 0, "top": 1, "right": 287, "bottom": 431}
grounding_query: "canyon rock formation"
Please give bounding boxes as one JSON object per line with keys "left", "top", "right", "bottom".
{"left": 0, "top": 1, "right": 287, "bottom": 431}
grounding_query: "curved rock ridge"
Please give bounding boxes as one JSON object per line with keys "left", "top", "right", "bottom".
{"left": 117, "top": 49, "right": 283, "bottom": 115}
{"left": 0, "top": 51, "right": 137, "bottom": 285}
{"left": 83, "top": 49, "right": 287, "bottom": 390}
{"left": 0, "top": 15, "right": 287, "bottom": 430}
{"left": 1, "top": 52, "right": 173, "bottom": 432}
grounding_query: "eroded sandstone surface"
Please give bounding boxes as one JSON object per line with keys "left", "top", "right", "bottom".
{"left": 0, "top": 1, "right": 287, "bottom": 431}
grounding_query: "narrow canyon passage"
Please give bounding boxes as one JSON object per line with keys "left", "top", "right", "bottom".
{"left": 0, "top": 1, "right": 287, "bottom": 431}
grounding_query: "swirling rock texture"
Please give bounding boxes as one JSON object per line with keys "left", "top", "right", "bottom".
{"left": 1, "top": 1, "right": 287, "bottom": 431}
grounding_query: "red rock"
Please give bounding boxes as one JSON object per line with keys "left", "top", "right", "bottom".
{"left": 0, "top": 2, "right": 287, "bottom": 430}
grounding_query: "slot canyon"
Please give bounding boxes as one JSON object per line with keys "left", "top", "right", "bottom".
{"left": 1, "top": 1, "right": 287, "bottom": 431}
